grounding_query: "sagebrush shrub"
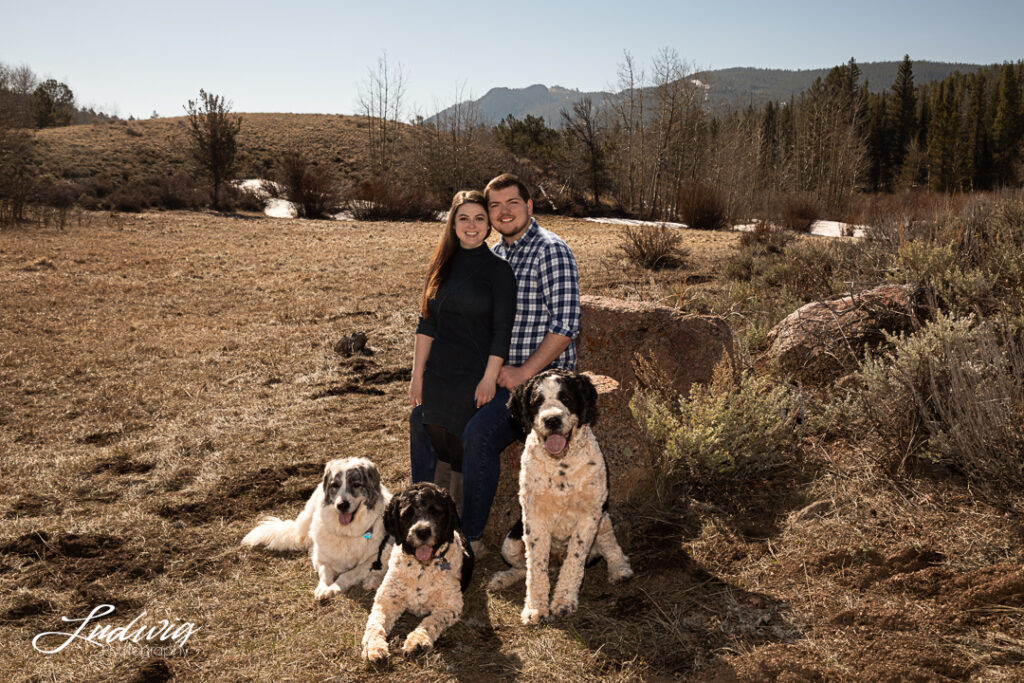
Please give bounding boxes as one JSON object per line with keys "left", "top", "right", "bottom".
{"left": 738, "top": 220, "right": 790, "bottom": 252}
{"left": 617, "top": 225, "right": 688, "bottom": 270}
{"left": 888, "top": 198, "right": 1024, "bottom": 316}
{"left": 834, "top": 312, "right": 1024, "bottom": 494}
{"left": 631, "top": 363, "right": 799, "bottom": 491}
{"left": 765, "top": 239, "right": 843, "bottom": 302}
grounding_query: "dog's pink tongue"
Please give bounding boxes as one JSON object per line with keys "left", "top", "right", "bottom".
{"left": 545, "top": 434, "right": 567, "bottom": 455}
{"left": 415, "top": 545, "right": 434, "bottom": 563}
{"left": 338, "top": 512, "right": 353, "bottom": 526}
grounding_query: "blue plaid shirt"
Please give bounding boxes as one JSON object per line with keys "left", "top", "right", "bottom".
{"left": 492, "top": 219, "right": 580, "bottom": 369}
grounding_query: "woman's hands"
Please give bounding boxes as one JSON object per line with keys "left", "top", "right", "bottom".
{"left": 475, "top": 355, "right": 506, "bottom": 408}
{"left": 474, "top": 375, "right": 497, "bottom": 408}
{"left": 409, "top": 375, "right": 423, "bottom": 406}
{"left": 410, "top": 334, "right": 432, "bottom": 407}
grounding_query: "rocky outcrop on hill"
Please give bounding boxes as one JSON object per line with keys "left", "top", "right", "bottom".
{"left": 765, "top": 284, "right": 926, "bottom": 382}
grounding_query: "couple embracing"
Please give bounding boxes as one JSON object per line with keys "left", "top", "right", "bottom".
{"left": 409, "top": 173, "right": 580, "bottom": 556}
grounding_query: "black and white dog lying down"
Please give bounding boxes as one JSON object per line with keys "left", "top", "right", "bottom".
{"left": 488, "top": 369, "right": 633, "bottom": 624}
{"left": 361, "top": 482, "right": 474, "bottom": 661}
{"left": 241, "top": 457, "right": 392, "bottom": 601}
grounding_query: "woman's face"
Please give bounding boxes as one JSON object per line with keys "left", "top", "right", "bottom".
{"left": 453, "top": 202, "right": 489, "bottom": 249}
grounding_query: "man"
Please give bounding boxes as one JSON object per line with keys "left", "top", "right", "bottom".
{"left": 409, "top": 173, "right": 581, "bottom": 554}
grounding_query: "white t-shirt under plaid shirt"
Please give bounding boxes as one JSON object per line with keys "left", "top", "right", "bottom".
{"left": 491, "top": 218, "right": 581, "bottom": 370}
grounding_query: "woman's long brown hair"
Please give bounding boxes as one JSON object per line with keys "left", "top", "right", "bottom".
{"left": 419, "top": 190, "right": 489, "bottom": 317}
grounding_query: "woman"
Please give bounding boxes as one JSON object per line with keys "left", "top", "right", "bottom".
{"left": 410, "top": 190, "right": 516, "bottom": 525}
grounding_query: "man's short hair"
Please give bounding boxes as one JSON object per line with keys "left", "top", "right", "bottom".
{"left": 484, "top": 173, "right": 531, "bottom": 203}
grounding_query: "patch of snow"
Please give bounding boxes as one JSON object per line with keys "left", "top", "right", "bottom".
{"left": 265, "top": 198, "right": 298, "bottom": 219}
{"left": 734, "top": 220, "right": 866, "bottom": 238}
{"left": 583, "top": 217, "right": 689, "bottom": 229}
{"left": 232, "top": 178, "right": 283, "bottom": 201}
{"left": 807, "top": 220, "right": 867, "bottom": 238}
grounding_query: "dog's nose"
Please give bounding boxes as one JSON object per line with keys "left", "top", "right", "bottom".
{"left": 336, "top": 500, "right": 350, "bottom": 512}
{"left": 414, "top": 526, "right": 431, "bottom": 541}
{"left": 543, "top": 416, "right": 562, "bottom": 431}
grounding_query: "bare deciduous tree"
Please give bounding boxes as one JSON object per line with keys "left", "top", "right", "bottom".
{"left": 0, "top": 63, "right": 39, "bottom": 128}
{"left": 357, "top": 51, "right": 406, "bottom": 176}
{"left": 609, "top": 51, "right": 650, "bottom": 216}
{"left": 409, "top": 85, "right": 509, "bottom": 202}
{"left": 561, "top": 97, "right": 609, "bottom": 210}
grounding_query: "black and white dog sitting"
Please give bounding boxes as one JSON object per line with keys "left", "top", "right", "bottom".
{"left": 241, "top": 457, "right": 391, "bottom": 601}
{"left": 361, "top": 482, "right": 473, "bottom": 661}
{"left": 488, "top": 370, "right": 633, "bottom": 624}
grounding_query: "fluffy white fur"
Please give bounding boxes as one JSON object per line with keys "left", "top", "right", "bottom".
{"left": 241, "top": 457, "right": 391, "bottom": 601}
{"left": 361, "top": 482, "right": 472, "bottom": 661}
{"left": 489, "top": 371, "right": 633, "bottom": 625}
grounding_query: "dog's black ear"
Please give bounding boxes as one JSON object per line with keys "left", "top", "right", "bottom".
{"left": 571, "top": 372, "right": 599, "bottom": 426}
{"left": 508, "top": 374, "right": 539, "bottom": 432}
{"left": 442, "top": 490, "right": 460, "bottom": 544}
{"left": 506, "top": 382, "right": 526, "bottom": 431}
{"left": 321, "top": 469, "right": 332, "bottom": 505}
{"left": 383, "top": 494, "right": 402, "bottom": 540}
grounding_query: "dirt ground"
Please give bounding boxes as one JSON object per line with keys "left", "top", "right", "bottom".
{"left": 2, "top": 211, "right": 1022, "bottom": 682}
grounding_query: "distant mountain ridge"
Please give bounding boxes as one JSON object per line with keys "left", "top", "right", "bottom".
{"left": 430, "top": 83, "right": 611, "bottom": 128}
{"left": 430, "top": 61, "right": 989, "bottom": 127}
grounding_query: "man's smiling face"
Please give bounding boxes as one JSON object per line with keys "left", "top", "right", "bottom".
{"left": 487, "top": 185, "right": 533, "bottom": 243}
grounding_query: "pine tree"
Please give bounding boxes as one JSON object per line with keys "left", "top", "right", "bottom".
{"left": 866, "top": 92, "right": 892, "bottom": 190}
{"left": 991, "top": 63, "right": 1023, "bottom": 185}
{"left": 184, "top": 90, "right": 242, "bottom": 211}
{"left": 888, "top": 55, "right": 917, "bottom": 181}
{"left": 927, "top": 82, "right": 961, "bottom": 192}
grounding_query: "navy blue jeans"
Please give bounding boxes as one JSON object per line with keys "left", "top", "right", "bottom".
{"left": 409, "top": 387, "right": 519, "bottom": 542}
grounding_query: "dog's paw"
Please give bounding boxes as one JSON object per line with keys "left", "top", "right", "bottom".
{"left": 520, "top": 606, "right": 547, "bottom": 625}
{"left": 362, "top": 572, "right": 384, "bottom": 591}
{"left": 487, "top": 568, "right": 525, "bottom": 591}
{"left": 549, "top": 595, "right": 578, "bottom": 619}
{"left": 607, "top": 562, "right": 634, "bottom": 584}
{"left": 313, "top": 582, "right": 341, "bottom": 602}
{"left": 401, "top": 629, "right": 433, "bottom": 656}
{"left": 361, "top": 637, "right": 389, "bottom": 662}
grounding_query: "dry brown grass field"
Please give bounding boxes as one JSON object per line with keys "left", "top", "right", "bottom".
{"left": 2, "top": 211, "right": 1023, "bottom": 682}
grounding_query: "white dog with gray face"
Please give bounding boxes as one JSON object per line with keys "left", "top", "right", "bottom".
{"left": 241, "top": 457, "right": 392, "bottom": 600}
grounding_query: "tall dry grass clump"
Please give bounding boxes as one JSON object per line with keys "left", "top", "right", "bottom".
{"left": 616, "top": 224, "right": 688, "bottom": 270}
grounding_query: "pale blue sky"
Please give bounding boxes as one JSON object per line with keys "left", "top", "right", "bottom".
{"left": 2, "top": 0, "right": 1021, "bottom": 119}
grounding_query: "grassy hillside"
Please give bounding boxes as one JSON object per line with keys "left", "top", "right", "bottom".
{"left": 31, "top": 113, "right": 384, "bottom": 190}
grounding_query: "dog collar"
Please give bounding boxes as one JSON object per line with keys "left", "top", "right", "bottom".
{"left": 431, "top": 541, "right": 452, "bottom": 570}
{"left": 363, "top": 527, "right": 374, "bottom": 540}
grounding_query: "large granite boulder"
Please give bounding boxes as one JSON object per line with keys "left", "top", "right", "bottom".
{"left": 482, "top": 296, "right": 735, "bottom": 545}
{"left": 765, "top": 284, "right": 925, "bottom": 382}
{"left": 577, "top": 295, "right": 736, "bottom": 399}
